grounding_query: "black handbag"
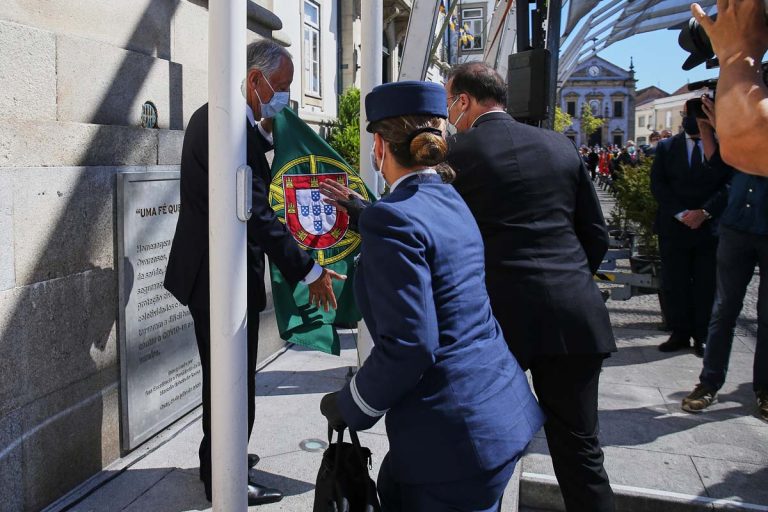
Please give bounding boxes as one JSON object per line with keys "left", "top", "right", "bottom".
{"left": 313, "top": 426, "right": 381, "bottom": 512}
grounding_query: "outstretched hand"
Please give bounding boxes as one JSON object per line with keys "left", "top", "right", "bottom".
{"left": 308, "top": 268, "right": 347, "bottom": 312}
{"left": 319, "top": 179, "right": 362, "bottom": 213}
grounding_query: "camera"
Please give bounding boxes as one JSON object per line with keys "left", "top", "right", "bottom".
{"left": 678, "top": 1, "right": 768, "bottom": 70}
{"left": 684, "top": 78, "right": 717, "bottom": 119}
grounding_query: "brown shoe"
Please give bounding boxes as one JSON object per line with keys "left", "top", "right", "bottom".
{"left": 757, "top": 391, "right": 768, "bottom": 422}
{"left": 682, "top": 383, "right": 718, "bottom": 413}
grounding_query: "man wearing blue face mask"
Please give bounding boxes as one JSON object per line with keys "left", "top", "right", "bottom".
{"left": 165, "top": 39, "right": 343, "bottom": 506}
{"left": 650, "top": 105, "right": 733, "bottom": 356}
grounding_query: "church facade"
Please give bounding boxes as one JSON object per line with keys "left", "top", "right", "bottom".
{"left": 558, "top": 56, "right": 638, "bottom": 147}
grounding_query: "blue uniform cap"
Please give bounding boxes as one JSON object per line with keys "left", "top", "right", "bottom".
{"left": 365, "top": 81, "right": 447, "bottom": 132}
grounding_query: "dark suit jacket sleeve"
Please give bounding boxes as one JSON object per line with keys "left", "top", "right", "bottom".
{"left": 650, "top": 141, "right": 686, "bottom": 217}
{"left": 702, "top": 148, "right": 735, "bottom": 218}
{"left": 574, "top": 161, "right": 609, "bottom": 274}
{"left": 248, "top": 174, "right": 314, "bottom": 284}
{"left": 336, "top": 204, "right": 439, "bottom": 431}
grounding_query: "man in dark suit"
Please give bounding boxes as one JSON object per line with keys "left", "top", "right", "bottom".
{"left": 444, "top": 62, "right": 617, "bottom": 512}
{"left": 165, "top": 39, "right": 341, "bottom": 505}
{"left": 650, "top": 109, "right": 732, "bottom": 356}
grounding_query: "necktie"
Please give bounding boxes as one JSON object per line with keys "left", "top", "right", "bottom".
{"left": 690, "top": 139, "right": 704, "bottom": 172}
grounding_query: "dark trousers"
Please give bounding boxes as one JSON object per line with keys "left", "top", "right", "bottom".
{"left": 377, "top": 452, "right": 516, "bottom": 512}
{"left": 700, "top": 226, "right": 768, "bottom": 392}
{"left": 659, "top": 232, "right": 718, "bottom": 341}
{"left": 189, "top": 304, "right": 260, "bottom": 495}
{"left": 529, "top": 354, "right": 615, "bottom": 512}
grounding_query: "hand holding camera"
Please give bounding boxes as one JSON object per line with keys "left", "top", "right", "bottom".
{"left": 691, "top": 0, "right": 768, "bottom": 66}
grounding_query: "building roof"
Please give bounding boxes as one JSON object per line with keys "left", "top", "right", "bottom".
{"left": 635, "top": 86, "right": 669, "bottom": 107}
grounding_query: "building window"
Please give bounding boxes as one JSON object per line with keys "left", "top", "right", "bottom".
{"left": 613, "top": 100, "right": 623, "bottom": 118}
{"left": 460, "top": 7, "right": 484, "bottom": 51}
{"left": 303, "top": 1, "right": 321, "bottom": 96}
{"left": 589, "top": 100, "right": 600, "bottom": 115}
{"left": 637, "top": 137, "right": 647, "bottom": 145}
{"left": 613, "top": 134, "right": 623, "bottom": 146}
{"left": 566, "top": 101, "right": 576, "bottom": 118}
{"left": 638, "top": 115, "right": 645, "bottom": 127}
{"left": 567, "top": 135, "right": 576, "bottom": 144}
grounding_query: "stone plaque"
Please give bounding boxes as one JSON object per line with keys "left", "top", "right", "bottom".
{"left": 117, "top": 170, "right": 202, "bottom": 451}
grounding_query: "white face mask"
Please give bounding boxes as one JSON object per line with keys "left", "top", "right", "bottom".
{"left": 446, "top": 96, "right": 465, "bottom": 135}
{"left": 370, "top": 141, "right": 385, "bottom": 181}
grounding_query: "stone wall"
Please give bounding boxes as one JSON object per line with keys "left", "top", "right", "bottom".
{"left": 0, "top": 2, "right": 288, "bottom": 510}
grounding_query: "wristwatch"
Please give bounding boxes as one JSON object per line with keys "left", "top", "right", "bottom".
{"left": 701, "top": 209, "right": 712, "bottom": 219}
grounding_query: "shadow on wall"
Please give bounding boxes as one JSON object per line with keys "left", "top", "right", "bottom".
{"left": 0, "top": 2, "right": 183, "bottom": 511}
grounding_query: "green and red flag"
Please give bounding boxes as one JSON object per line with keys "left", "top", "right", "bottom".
{"left": 268, "top": 108, "right": 374, "bottom": 355}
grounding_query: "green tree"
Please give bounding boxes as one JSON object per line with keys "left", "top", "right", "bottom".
{"left": 554, "top": 106, "right": 573, "bottom": 133}
{"left": 611, "top": 157, "right": 659, "bottom": 255}
{"left": 580, "top": 103, "right": 604, "bottom": 138}
{"left": 328, "top": 87, "right": 360, "bottom": 168}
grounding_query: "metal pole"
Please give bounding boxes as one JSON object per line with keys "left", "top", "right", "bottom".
{"left": 359, "top": 0, "right": 383, "bottom": 194}
{"left": 544, "top": 0, "right": 562, "bottom": 130}
{"left": 516, "top": 0, "right": 530, "bottom": 51}
{"left": 208, "top": 1, "right": 248, "bottom": 510}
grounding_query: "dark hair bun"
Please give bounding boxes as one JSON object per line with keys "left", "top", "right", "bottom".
{"left": 410, "top": 132, "right": 447, "bottom": 167}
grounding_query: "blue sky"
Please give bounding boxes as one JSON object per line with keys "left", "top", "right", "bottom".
{"left": 593, "top": 27, "right": 719, "bottom": 93}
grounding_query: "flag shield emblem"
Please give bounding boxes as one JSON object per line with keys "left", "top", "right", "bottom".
{"left": 284, "top": 173, "right": 349, "bottom": 250}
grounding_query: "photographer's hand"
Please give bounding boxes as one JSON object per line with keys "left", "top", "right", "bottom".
{"left": 691, "top": 0, "right": 768, "bottom": 176}
{"left": 692, "top": 0, "right": 768, "bottom": 65}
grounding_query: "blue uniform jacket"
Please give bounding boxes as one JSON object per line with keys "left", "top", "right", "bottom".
{"left": 336, "top": 173, "right": 545, "bottom": 484}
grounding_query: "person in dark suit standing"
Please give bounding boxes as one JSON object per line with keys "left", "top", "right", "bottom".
{"left": 164, "top": 39, "right": 342, "bottom": 505}
{"left": 651, "top": 108, "right": 732, "bottom": 356}
{"left": 444, "top": 62, "right": 617, "bottom": 512}
{"left": 320, "top": 81, "right": 544, "bottom": 512}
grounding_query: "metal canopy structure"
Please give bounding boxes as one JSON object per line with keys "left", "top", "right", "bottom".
{"left": 558, "top": 0, "right": 717, "bottom": 83}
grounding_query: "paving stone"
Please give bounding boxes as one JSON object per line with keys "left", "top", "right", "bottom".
{"left": 692, "top": 457, "right": 768, "bottom": 504}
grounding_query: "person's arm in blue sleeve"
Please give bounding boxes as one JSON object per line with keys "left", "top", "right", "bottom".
{"left": 335, "top": 204, "right": 439, "bottom": 431}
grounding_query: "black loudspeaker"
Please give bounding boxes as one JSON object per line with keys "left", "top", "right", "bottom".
{"left": 507, "top": 49, "right": 551, "bottom": 122}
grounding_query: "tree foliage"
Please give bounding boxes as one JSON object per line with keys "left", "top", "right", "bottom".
{"left": 611, "top": 157, "right": 659, "bottom": 254}
{"left": 580, "top": 103, "right": 604, "bottom": 138}
{"left": 554, "top": 106, "right": 573, "bottom": 133}
{"left": 328, "top": 87, "right": 360, "bottom": 168}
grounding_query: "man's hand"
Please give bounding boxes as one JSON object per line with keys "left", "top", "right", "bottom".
{"left": 320, "top": 392, "right": 346, "bottom": 431}
{"left": 681, "top": 209, "right": 708, "bottom": 229}
{"left": 701, "top": 95, "right": 716, "bottom": 127}
{"left": 308, "top": 268, "right": 346, "bottom": 312}
{"left": 692, "top": 0, "right": 768, "bottom": 65}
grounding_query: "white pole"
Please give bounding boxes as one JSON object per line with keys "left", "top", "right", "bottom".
{"left": 356, "top": 0, "right": 384, "bottom": 365}
{"left": 359, "top": 0, "right": 383, "bottom": 194}
{"left": 208, "top": 1, "right": 248, "bottom": 510}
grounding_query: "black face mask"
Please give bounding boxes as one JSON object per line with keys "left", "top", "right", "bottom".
{"left": 682, "top": 116, "right": 700, "bottom": 136}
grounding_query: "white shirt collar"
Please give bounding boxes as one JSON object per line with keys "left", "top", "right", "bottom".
{"left": 389, "top": 169, "right": 438, "bottom": 193}
{"left": 471, "top": 109, "right": 505, "bottom": 128}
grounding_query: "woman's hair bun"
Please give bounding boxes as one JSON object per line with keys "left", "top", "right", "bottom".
{"left": 410, "top": 132, "right": 447, "bottom": 167}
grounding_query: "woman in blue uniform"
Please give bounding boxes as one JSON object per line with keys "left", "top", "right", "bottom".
{"left": 320, "top": 81, "right": 544, "bottom": 511}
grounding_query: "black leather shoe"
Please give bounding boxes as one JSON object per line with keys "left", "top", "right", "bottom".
{"left": 693, "top": 339, "right": 705, "bottom": 357}
{"left": 248, "top": 453, "right": 260, "bottom": 468}
{"left": 659, "top": 334, "right": 690, "bottom": 352}
{"left": 248, "top": 483, "right": 283, "bottom": 505}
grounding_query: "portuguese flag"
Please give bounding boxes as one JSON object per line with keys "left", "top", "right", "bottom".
{"left": 268, "top": 108, "right": 374, "bottom": 355}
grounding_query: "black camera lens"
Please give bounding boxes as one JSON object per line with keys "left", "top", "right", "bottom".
{"left": 678, "top": 15, "right": 717, "bottom": 70}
